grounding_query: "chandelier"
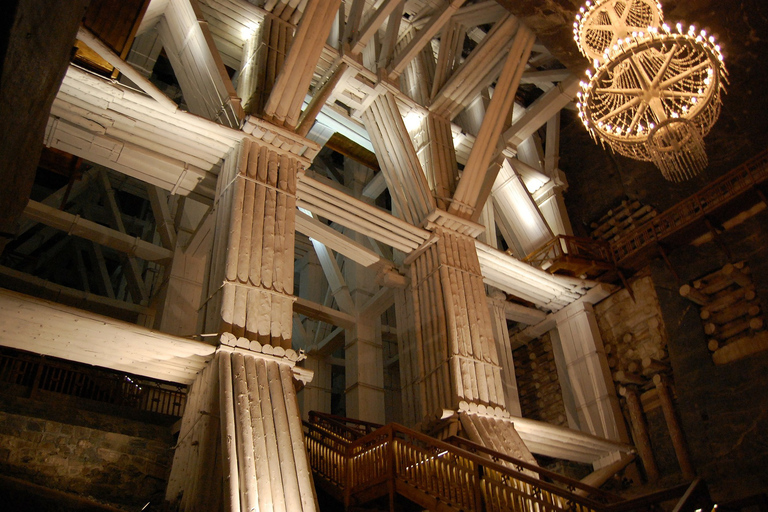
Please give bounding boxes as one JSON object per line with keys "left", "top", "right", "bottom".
{"left": 573, "top": 0, "right": 727, "bottom": 181}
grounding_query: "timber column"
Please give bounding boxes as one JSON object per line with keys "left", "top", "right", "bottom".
{"left": 404, "top": 217, "right": 506, "bottom": 422}
{"left": 552, "top": 300, "right": 631, "bottom": 466}
{"left": 200, "top": 138, "right": 299, "bottom": 346}
{"left": 167, "top": 133, "right": 320, "bottom": 512}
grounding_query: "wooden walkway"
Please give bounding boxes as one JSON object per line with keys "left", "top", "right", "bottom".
{"left": 303, "top": 412, "right": 709, "bottom": 512}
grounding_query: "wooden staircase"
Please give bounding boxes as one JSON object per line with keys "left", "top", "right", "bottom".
{"left": 304, "top": 412, "right": 713, "bottom": 512}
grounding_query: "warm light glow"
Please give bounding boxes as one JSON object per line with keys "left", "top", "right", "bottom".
{"left": 574, "top": 0, "right": 727, "bottom": 181}
{"left": 240, "top": 21, "right": 259, "bottom": 40}
{"left": 403, "top": 110, "right": 424, "bottom": 132}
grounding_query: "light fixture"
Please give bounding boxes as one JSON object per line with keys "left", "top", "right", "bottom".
{"left": 573, "top": 0, "right": 727, "bottom": 181}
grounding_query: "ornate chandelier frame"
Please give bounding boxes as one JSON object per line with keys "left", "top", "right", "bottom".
{"left": 573, "top": 0, "right": 728, "bottom": 181}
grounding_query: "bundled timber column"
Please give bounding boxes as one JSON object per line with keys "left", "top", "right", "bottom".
{"left": 170, "top": 130, "right": 320, "bottom": 512}
{"left": 200, "top": 138, "right": 300, "bottom": 347}
{"left": 407, "top": 220, "right": 506, "bottom": 418}
{"left": 553, "top": 301, "right": 631, "bottom": 466}
{"left": 489, "top": 290, "right": 522, "bottom": 416}
{"left": 343, "top": 162, "right": 385, "bottom": 423}
{"left": 167, "top": 347, "right": 316, "bottom": 512}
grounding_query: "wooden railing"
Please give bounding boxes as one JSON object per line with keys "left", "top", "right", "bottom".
{"left": 304, "top": 414, "right": 706, "bottom": 512}
{"left": 611, "top": 149, "right": 768, "bottom": 264}
{"left": 0, "top": 348, "right": 186, "bottom": 417}
{"left": 308, "top": 410, "right": 381, "bottom": 442}
{"left": 524, "top": 235, "right": 613, "bottom": 271}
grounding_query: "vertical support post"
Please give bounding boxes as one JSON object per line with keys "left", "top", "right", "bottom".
{"left": 553, "top": 301, "right": 631, "bottom": 466}
{"left": 654, "top": 374, "right": 696, "bottom": 480}
{"left": 344, "top": 161, "right": 385, "bottom": 423}
{"left": 620, "top": 385, "right": 660, "bottom": 482}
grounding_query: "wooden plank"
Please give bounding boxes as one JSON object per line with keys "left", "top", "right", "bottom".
{"left": 0, "top": 288, "right": 214, "bottom": 384}
{"left": 293, "top": 296, "right": 355, "bottom": 330}
{"left": 23, "top": 200, "right": 174, "bottom": 263}
{"left": 387, "top": 0, "right": 466, "bottom": 80}
{"left": 295, "top": 210, "right": 382, "bottom": 268}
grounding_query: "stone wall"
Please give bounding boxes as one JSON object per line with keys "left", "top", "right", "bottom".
{"left": 649, "top": 208, "right": 768, "bottom": 502}
{"left": 513, "top": 332, "right": 567, "bottom": 426}
{"left": 0, "top": 391, "right": 175, "bottom": 509}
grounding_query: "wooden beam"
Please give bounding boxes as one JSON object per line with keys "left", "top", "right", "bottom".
{"left": 449, "top": 24, "right": 535, "bottom": 220}
{"left": 349, "top": 0, "right": 402, "bottom": 55}
{"left": 387, "top": 0, "right": 466, "bottom": 80}
{"left": 430, "top": 15, "right": 519, "bottom": 119}
{"left": 311, "top": 238, "right": 356, "bottom": 315}
{"left": 263, "top": 0, "right": 343, "bottom": 128}
{"left": 0, "top": 288, "right": 214, "bottom": 385}
{"left": 503, "top": 75, "right": 579, "bottom": 148}
{"left": 158, "top": 0, "right": 243, "bottom": 127}
{"left": 0, "top": 264, "right": 146, "bottom": 320}
{"left": 23, "top": 200, "right": 173, "bottom": 263}
{"left": 295, "top": 210, "right": 382, "bottom": 268}
{"left": 147, "top": 185, "right": 178, "bottom": 249}
{"left": 296, "top": 61, "right": 349, "bottom": 137}
{"left": 76, "top": 27, "right": 178, "bottom": 113}
{"left": 293, "top": 297, "right": 355, "bottom": 330}
{"left": 96, "top": 170, "right": 149, "bottom": 303}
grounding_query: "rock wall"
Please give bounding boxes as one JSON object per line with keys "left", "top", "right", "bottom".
{"left": 649, "top": 208, "right": 768, "bottom": 502}
{"left": 0, "top": 392, "right": 174, "bottom": 508}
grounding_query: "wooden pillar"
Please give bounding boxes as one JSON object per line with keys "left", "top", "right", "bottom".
{"left": 553, "top": 301, "right": 631, "bottom": 467}
{"left": 654, "top": 374, "right": 696, "bottom": 480}
{"left": 418, "top": 113, "right": 459, "bottom": 211}
{"left": 343, "top": 162, "right": 385, "bottom": 423}
{"left": 299, "top": 354, "right": 332, "bottom": 421}
{"left": 619, "top": 385, "right": 660, "bottom": 483}
{"left": 489, "top": 290, "right": 522, "bottom": 416}
{"left": 200, "top": 138, "right": 300, "bottom": 349}
{"left": 407, "top": 224, "right": 506, "bottom": 417}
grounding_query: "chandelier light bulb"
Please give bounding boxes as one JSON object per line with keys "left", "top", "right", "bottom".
{"left": 573, "top": 0, "right": 727, "bottom": 181}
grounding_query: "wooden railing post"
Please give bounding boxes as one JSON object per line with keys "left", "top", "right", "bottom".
{"left": 344, "top": 438, "right": 352, "bottom": 509}
{"left": 473, "top": 460, "right": 484, "bottom": 511}
{"left": 388, "top": 427, "right": 396, "bottom": 512}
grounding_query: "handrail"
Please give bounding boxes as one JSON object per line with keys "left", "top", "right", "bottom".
{"left": 611, "top": 148, "right": 768, "bottom": 264}
{"left": 445, "top": 435, "right": 623, "bottom": 503}
{"left": 304, "top": 414, "right": 703, "bottom": 512}
{"left": 524, "top": 235, "right": 614, "bottom": 272}
{"left": 307, "top": 410, "right": 381, "bottom": 441}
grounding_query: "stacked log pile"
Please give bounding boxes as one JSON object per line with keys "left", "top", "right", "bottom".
{"left": 594, "top": 277, "right": 669, "bottom": 391}
{"left": 512, "top": 332, "right": 567, "bottom": 426}
{"left": 590, "top": 199, "right": 657, "bottom": 243}
{"left": 679, "top": 261, "right": 768, "bottom": 364}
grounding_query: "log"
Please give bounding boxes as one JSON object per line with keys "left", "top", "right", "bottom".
{"left": 703, "top": 300, "right": 760, "bottom": 324}
{"left": 619, "top": 386, "right": 659, "bottom": 483}
{"left": 715, "top": 316, "right": 763, "bottom": 341}
{"left": 679, "top": 284, "right": 709, "bottom": 305}
{"left": 279, "top": 364, "right": 318, "bottom": 512}
{"left": 723, "top": 263, "right": 751, "bottom": 287}
{"left": 242, "top": 355, "right": 273, "bottom": 511}
{"left": 614, "top": 370, "right": 645, "bottom": 385}
{"left": 230, "top": 352, "right": 259, "bottom": 511}
{"left": 267, "top": 361, "right": 302, "bottom": 512}
{"left": 713, "top": 330, "right": 768, "bottom": 365}
{"left": 641, "top": 357, "right": 669, "bottom": 372}
{"left": 701, "top": 286, "right": 756, "bottom": 315}
{"left": 654, "top": 375, "right": 695, "bottom": 480}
